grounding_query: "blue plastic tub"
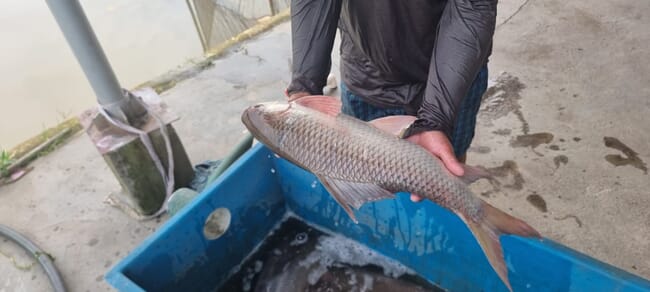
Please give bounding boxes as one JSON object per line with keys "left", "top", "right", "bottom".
{"left": 106, "top": 144, "right": 650, "bottom": 291}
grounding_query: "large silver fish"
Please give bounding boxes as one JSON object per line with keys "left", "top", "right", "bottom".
{"left": 241, "top": 96, "right": 540, "bottom": 291}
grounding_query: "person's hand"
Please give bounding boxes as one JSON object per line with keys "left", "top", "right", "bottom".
{"left": 406, "top": 130, "right": 464, "bottom": 202}
{"left": 288, "top": 91, "right": 310, "bottom": 102}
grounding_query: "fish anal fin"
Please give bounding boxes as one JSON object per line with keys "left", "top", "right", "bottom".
{"left": 317, "top": 175, "right": 395, "bottom": 223}
{"left": 293, "top": 95, "right": 342, "bottom": 116}
{"left": 368, "top": 115, "right": 417, "bottom": 137}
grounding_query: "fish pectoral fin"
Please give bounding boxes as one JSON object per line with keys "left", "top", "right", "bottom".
{"left": 368, "top": 115, "right": 417, "bottom": 137}
{"left": 292, "top": 95, "right": 342, "bottom": 117}
{"left": 317, "top": 175, "right": 395, "bottom": 223}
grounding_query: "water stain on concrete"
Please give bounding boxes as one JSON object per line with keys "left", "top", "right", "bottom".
{"left": 526, "top": 192, "right": 547, "bottom": 212}
{"left": 492, "top": 129, "right": 512, "bottom": 136}
{"left": 485, "top": 160, "right": 525, "bottom": 191}
{"left": 511, "top": 132, "right": 554, "bottom": 148}
{"left": 510, "top": 132, "right": 554, "bottom": 156}
{"left": 468, "top": 146, "right": 491, "bottom": 154}
{"left": 87, "top": 238, "right": 99, "bottom": 247}
{"left": 479, "top": 72, "right": 530, "bottom": 134}
{"left": 554, "top": 215, "right": 583, "bottom": 228}
{"left": 554, "top": 155, "right": 569, "bottom": 168}
{"left": 603, "top": 137, "right": 648, "bottom": 174}
{"left": 573, "top": 137, "right": 581, "bottom": 142}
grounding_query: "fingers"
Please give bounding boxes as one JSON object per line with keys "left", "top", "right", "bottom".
{"left": 438, "top": 148, "right": 465, "bottom": 177}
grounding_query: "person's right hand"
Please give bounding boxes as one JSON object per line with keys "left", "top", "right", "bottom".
{"left": 288, "top": 91, "right": 310, "bottom": 102}
{"left": 406, "top": 130, "right": 464, "bottom": 203}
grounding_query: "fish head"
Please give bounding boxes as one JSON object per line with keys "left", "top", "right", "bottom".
{"left": 242, "top": 101, "right": 293, "bottom": 147}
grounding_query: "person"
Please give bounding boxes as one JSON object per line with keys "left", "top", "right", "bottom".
{"left": 286, "top": 1, "right": 496, "bottom": 200}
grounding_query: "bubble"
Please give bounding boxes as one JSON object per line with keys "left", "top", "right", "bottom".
{"left": 290, "top": 232, "right": 309, "bottom": 246}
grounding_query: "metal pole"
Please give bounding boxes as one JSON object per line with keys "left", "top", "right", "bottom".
{"left": 45, "top": 0, "right": 145, "bottom": 125}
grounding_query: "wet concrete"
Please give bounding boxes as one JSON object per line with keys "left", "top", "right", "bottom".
{"left": 1, "top": 0, "right": 650, "bottom": 290}
{"left": 553, "top": 215, "right": 583, "bottom": 228}
{"left": 603, "top": 136, "right": 648, "bottom": 174}
{"left": 510, "top": 132, "right": 554, "bottom": 149}
{"left": 526, "top": 192, "right": 548, "bottom": 212}
{"left": 468, "top": 0, "right": 650, "bottom": 280}
{"left": 485, "top": 160, "right": 525, "bottom": 191}
{"left": 468, "top": 145, "right": 491, "bottom": 154}
{"left": 479, "top": 72, "right": 529, "bottom": 134}
{"left": 553, "top": 155, "right": 569, "bottom": 168}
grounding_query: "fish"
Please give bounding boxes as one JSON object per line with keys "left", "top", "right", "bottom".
{"left": 241, "top": 95, "right": 541, "bottom": 291}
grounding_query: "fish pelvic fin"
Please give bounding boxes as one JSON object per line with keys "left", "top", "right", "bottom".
{"left": 317, "top": 175, "right": 395, "bottom": 224}
{"left": 460, "top": 164, "right": 492, "bottom": 184}
{"left": 460, "top": 202, "right": 541, "bottom": 292}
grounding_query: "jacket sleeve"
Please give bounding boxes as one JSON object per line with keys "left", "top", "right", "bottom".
{"left": 286, "top": 0, "right": 342, "bottom": 96}
{"left": 404, "top": 0, "right": 497, "bottom": 139}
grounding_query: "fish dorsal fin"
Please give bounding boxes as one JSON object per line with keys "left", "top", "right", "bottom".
{"left": 293, "top": 95, "right": 342, "bottom": 116}
{"left": 316, "top": 175, "right": 395, "bottom": 223}
{"left": 369, "top": 115, "right": 417, "bottom": 137}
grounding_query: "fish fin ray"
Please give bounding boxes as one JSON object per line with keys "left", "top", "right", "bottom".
{"left": 293, "top": 95, "right": 342, "bottom": 116}
{"left": 317, "top": 175, "right": 395, "bottom": 223}
{"left": 460, "top": 164, "right": 492, "bottom": 184}
{"left": 458, "top": 202, "right": 541, "bottom": 292}
{"left": 318, "top": 177, "right": 358, "bottom": 223}
{"left": 368, "top": 115, "right": 417, "bottom": 137}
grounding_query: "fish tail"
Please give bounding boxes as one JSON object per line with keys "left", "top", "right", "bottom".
{"left": 461, "top": 202, "right": 541, "bottom": 292}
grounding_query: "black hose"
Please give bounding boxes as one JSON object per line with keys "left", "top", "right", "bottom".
{"left": 0, "top": 224, "right": 66, "bottom": 292}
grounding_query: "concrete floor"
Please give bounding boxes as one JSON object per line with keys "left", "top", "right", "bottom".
{"left": 1, "top": 0, "right": 648, "bottom": 291}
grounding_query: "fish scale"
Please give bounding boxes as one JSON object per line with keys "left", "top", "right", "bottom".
{"left": 277, "top": 106, "right": 482, "bottom": 221}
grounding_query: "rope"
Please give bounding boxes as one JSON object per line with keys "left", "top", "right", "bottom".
{"left": 97, "top": 90, "right": 174, "bottom": 220}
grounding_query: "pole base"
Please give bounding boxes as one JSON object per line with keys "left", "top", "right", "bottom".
{"left": 80, "top": 88, "right": 194, "bottom": 217}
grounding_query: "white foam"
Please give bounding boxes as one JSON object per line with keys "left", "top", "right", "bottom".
{"left": 346, "top": 269, "right": 358, "bottom": 286}
{"left": 254, "top": 260, "right": 263, "bottom": 273}
{"left": 361, "top": 274, "right": 374, "bottom": 292}
{"left": 299, "top": 232, "right": 415, "bottom": 281}
{"left": 241, "top": 267, "right": 256, "bottom": 292}
{"left": 270, "top": 168, "right": 275, "bottom": 173}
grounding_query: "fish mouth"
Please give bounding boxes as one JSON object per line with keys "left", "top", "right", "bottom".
{"left": 241, "top": 104, "right": 275, "bottom": 149}
{"left": 241, "top": 105, "right": 256, "bottom": 131}
{"left": 241, "top": 107, "right": 263, "bottom": 138}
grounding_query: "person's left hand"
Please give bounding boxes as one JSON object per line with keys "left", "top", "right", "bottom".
{"left": 406, "top": 130, "right": 464, "bottom": 203}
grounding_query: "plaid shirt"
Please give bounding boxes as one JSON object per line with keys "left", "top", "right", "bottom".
{"left": 341, "top": 65, "right": 489, "bottom": 158}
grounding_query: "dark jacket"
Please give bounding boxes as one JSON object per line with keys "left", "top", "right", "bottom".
{"left": 286, "top": 0, "right": 497, "bottom": 138}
